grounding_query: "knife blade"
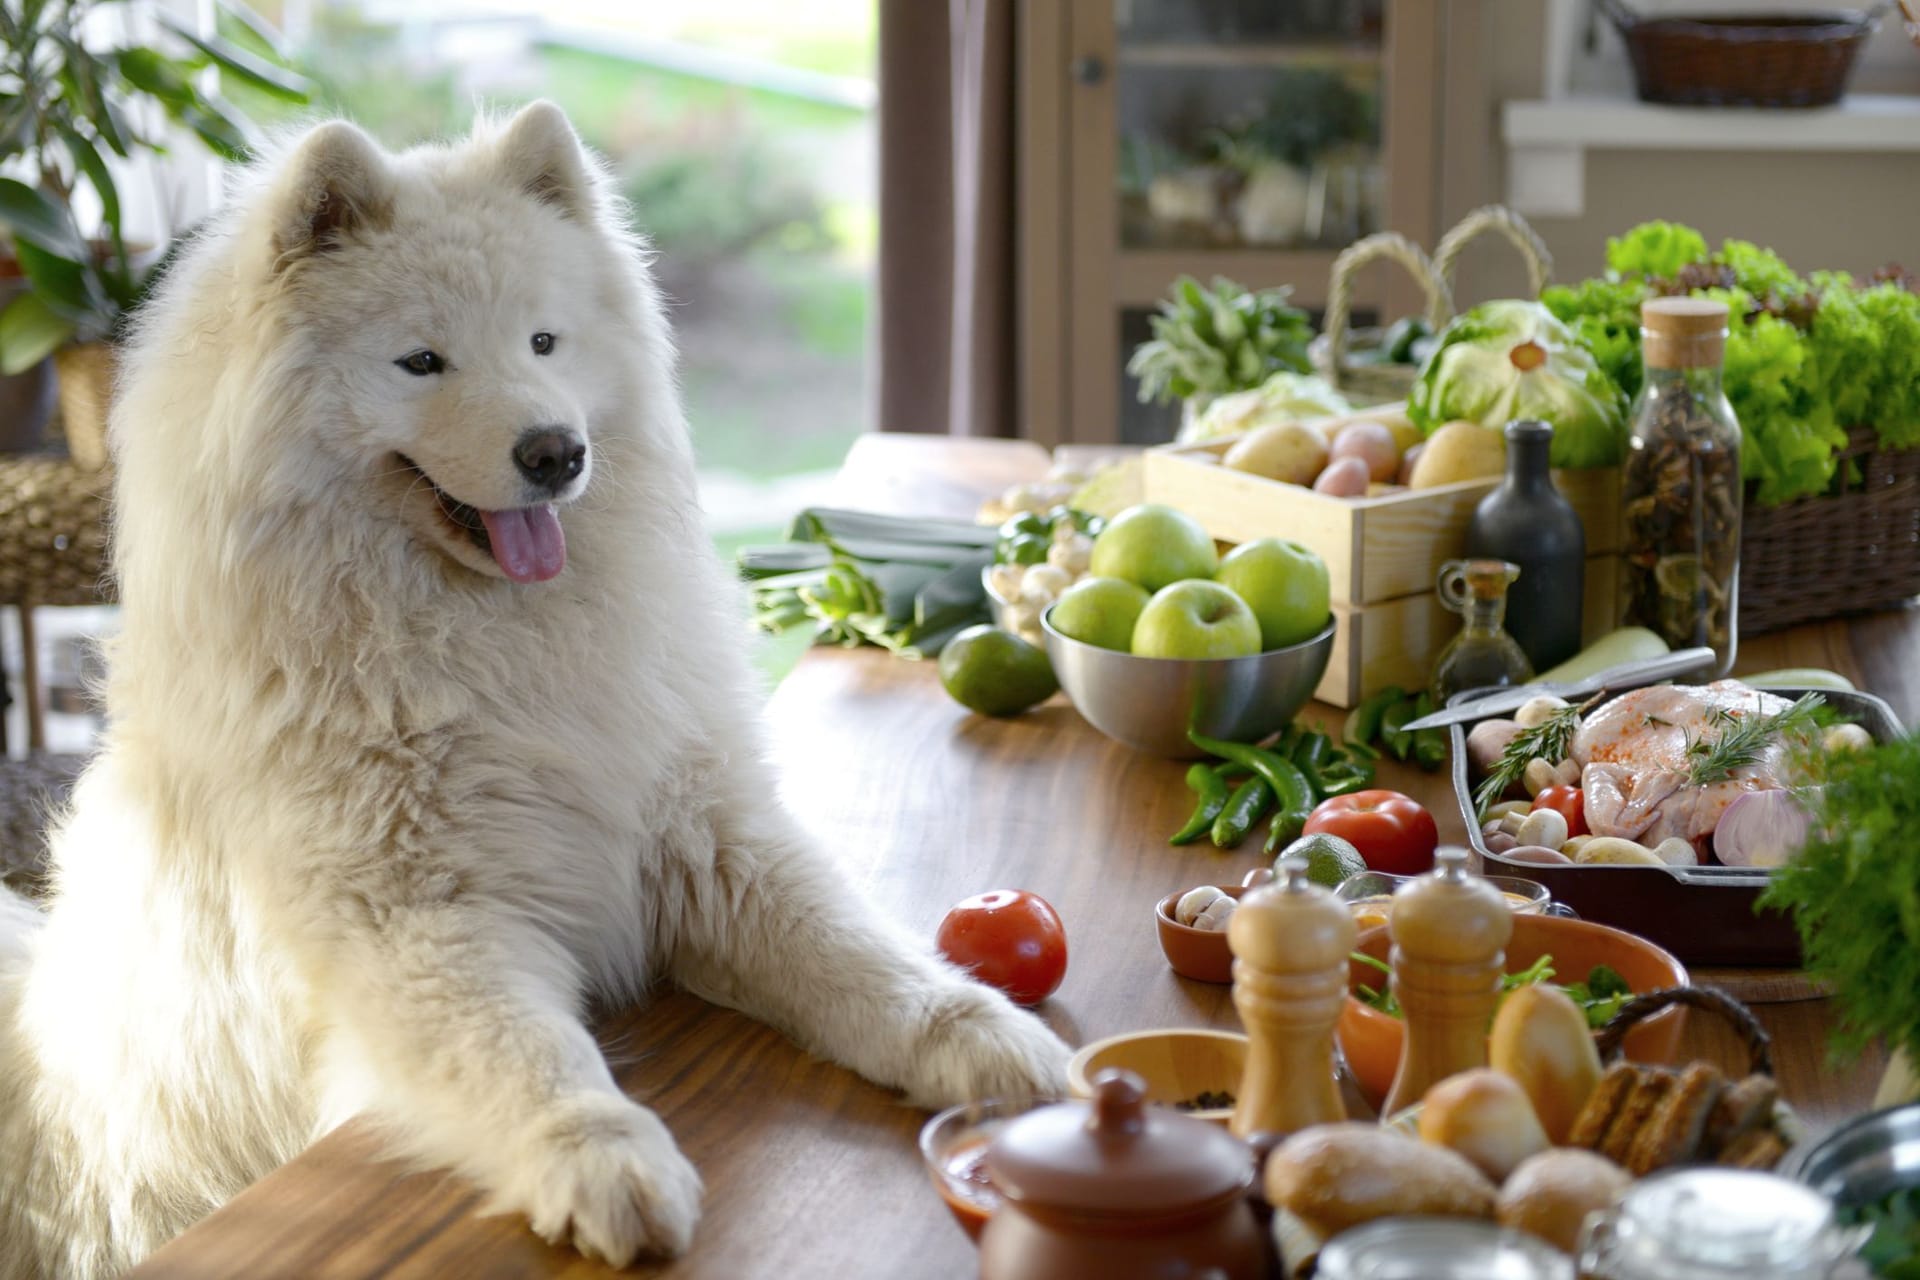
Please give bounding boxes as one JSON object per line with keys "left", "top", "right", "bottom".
{"left": 1399, "top": 647, "right": 1720, "bottom": 732}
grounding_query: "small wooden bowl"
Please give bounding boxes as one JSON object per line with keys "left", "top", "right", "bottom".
{"left": 1066, "top": 1029, "right": 1248, "bottom": 1126}
{"left": 1337, "top": 912, "right": 1690, "bottom": 1108}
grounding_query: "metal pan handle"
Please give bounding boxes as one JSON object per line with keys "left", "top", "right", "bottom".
{"left": 1669, "top": 866, "right": 1773, "bottom": 889}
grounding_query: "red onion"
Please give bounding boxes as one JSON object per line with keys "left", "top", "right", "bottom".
{"left": 1713, "top": 789, "right": 1811, "bottom": 869}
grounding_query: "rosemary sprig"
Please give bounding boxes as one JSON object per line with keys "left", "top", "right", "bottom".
{"left": 1474, "top": 697, "right": 1596, "bottom": 818}
{"left": 1686, "top": 692, "right": 1825, "bottom": 786}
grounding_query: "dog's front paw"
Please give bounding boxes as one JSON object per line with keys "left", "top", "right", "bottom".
{"left": 495, "top": 1093, "right": 704, "bottom": 1266}
{"left": 903, "top": 981, "right": 1070, "bottom": 1108}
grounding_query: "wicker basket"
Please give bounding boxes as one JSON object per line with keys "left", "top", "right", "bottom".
{"left": 1312, "top": 206, "right": 1552, "bottom": 406}
{"left": 1597, "top": 0, "right": 1883, "bottom": 108}
{"left": 1740, "top": 426, "right": 1920, "bottom": 633}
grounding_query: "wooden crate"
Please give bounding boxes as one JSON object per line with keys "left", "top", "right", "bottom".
{"left": 1316, "top": 555, "right": 1621, "bottom": 708}
{"left": 1142, "top": 439, "right": 1621, "bottom": 608}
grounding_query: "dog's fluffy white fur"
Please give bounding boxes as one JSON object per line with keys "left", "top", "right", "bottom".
{"left": 0, "top": 103, "right": 1067, "bottom": 1278}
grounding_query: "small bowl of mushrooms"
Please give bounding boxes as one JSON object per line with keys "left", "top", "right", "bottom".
{"left": 1153, "top": 868, "right": 1273, "bottom": 984}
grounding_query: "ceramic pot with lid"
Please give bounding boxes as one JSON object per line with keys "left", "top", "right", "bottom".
{"left": 978, "top": 1068, "right": 1266, "bottom": 1280}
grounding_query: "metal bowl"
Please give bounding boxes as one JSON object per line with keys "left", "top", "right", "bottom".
{"left": 1787, "top": 1101, "right": 1920, "bottom": 1208}
{"left": 1040, "top": 607, "right": 1334, "bottom": 758}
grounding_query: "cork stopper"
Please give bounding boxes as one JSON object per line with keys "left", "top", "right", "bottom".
{"left": 1642, "top": 297, "right": 1729, "bottom": 369}
{"left": 1228, "top": 855, "right": 1357, "bottom": 975}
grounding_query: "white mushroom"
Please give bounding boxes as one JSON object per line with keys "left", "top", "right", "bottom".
{"left": 1514, "top": 695, "right": 1571, "bottom": 729}
{"left": 1515, "top": 808, "right": 1570, "bottom": 851}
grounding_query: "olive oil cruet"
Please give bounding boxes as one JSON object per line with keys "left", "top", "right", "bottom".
{"left": 1429, "top": 559, "right": 1533, "bottom": 707}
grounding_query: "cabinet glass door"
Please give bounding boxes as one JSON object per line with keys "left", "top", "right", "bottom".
{"left": 1115, "top": 0, "right": 1387, "bottom": 252}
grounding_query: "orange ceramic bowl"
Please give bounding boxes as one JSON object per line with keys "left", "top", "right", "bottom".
{"left": 1154, "top": 886, "right": 1247, "bottom": 984}
{"left": 1337, "top": 912, "right": 1690, "bottom": 1109}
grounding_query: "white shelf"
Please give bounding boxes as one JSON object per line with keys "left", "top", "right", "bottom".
{"left": 1500, "top": 93, "right": 1920, "bottom": 217}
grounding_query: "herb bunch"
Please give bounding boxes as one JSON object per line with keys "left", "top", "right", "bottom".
{"left": 1685, "top": 693, "right": 1824, "bottom": 786}
{"left": 1474, "top": 699, "right": 1592, "bottom": 818}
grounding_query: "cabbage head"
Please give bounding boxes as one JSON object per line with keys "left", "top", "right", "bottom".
{"left": 1180, "top": 372, "right": 1351, "bottom": 443}
{"left": 1408, "top": 300, "right": 1630, "bottom": 468}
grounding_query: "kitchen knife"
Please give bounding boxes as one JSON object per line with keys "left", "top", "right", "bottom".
{"left": 1399, "top": 647, "right": 1720, "bottom": 732}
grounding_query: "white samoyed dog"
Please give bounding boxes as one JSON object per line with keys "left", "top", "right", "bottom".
{"left": 0, "top": 102, "right": 1068, "bottom": 1279}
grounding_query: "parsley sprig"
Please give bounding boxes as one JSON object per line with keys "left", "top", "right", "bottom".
{"left": 1685, "top": 692, "right": 1825, "bottom": 786}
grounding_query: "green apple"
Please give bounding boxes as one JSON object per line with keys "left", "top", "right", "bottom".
{"left": 1048, "top": 576, "right": 1150, "bottom": 652}
{"left": 1088, "top": 503, "right": 1218, "bottom": 592}
{"left": 1216, "top": 538, "right": 1332, "bottom": 650}
{"left": 1131, "top": 581, "right": 1262, "bottom": 660}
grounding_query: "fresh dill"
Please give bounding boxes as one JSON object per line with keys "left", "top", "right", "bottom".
{"left": 1685, "top": 692, "right": 1826, "bottom": 786}
{"left": 1474, "top": 698, "right": 1595, "bottom": 818}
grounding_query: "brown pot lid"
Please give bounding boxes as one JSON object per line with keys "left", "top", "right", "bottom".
{"left": 984, "top": 1069, "right": 1254, "bottom": 1214}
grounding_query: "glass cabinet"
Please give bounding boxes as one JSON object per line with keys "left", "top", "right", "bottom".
{"left": 1019, "top": 0, "right": 1449, "bottom": 445}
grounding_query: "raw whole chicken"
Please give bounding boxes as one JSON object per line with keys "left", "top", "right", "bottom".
{"left": 1572, "top": 682, "right": 1794, "bottom": 850}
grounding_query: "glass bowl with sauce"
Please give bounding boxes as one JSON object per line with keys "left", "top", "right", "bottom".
{"left": 918, "top": 1096, "right": 1059, "bottom": 1242}
{"left": 1335, "top": 869, "right": 1552, "bottom": 932}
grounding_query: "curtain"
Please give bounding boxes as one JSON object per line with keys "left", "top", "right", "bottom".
{"left": 876, "top": 0, "right": 1017, "bottom": 438}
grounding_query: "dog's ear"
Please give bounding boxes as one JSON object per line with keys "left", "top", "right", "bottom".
{"left": 269, "top": 121, "right": 393, "bottom": 269}
{"left": 494, "top": 100, "right": 595, "bottom": 222}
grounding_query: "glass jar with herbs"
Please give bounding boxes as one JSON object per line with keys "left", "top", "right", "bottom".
{"left": 1620, "top": 297, "right": 1741, "bottom": 676}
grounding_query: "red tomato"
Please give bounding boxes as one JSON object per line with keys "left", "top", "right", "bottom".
{"left": 1533, "top": 785, "right": 1589, "bottom": 837}
{"left": 1303, "top": 790, "right": 1439, "bottom": 876}
{"left": 936, "top": 890, "right": 1068, "bottom": 1007}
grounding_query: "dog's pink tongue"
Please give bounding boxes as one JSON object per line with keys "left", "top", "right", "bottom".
{"left": 480, "top": 505, "right": 566, "bottom": 583}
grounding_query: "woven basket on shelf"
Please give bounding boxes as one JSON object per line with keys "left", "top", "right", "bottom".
{"left": 1311, "top": 206, "right": 1552, "bottom": 407}
{"left": 1597, "top": 0, "right": 1882, "bottom": 108}
{"left": 1740, "top": 426, "right": 1920, "bottom": 634}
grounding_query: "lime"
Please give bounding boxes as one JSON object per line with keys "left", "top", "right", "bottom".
{"left": 1279, "top": 833, "right": 1367, "bottom": 888}
{"left": 939, "top": 625, "right": 1058, "bottom": 717}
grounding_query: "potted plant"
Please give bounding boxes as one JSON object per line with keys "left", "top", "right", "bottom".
{"left": 1760, "top": 733, "right": 1920, "bottom": 1106}
{"left": 0, "top": 0, "right": 309, "bottom": 462}
{"left": 1124, "top": 275, "right": 1327, "bottom": 442}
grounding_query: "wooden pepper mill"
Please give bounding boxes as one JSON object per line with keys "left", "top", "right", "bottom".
{"left": 1227, "top": 854, "right": 1356, "bottom": 1140}
{"left": 1381, "top": 848, "right": 1512, "bottom": 1117}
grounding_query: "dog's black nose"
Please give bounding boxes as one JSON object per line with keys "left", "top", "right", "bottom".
{"left": 513, "top": 428, "right": 586, "bottom": 493}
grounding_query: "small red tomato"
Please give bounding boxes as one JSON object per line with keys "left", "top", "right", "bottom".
{"left": 936, "top": 890, "right": 1068, "bottom": 1007}
{"left": 1303, "top": 789, "right": 1439, "bottom": 876}
{"left": 1533, "top": 785, "right": 1589, "bottom": 837}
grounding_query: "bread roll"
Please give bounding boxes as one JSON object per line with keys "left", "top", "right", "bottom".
{"left": 1497, "top": 1149, "right": 1631, "bottom": 1253}
{"left": 1490, "top": 984, "right": 1605, "bottom": 1144}
{"left": 1265, "top": 1122, "right": 1495, "bottom": 1238}
{"left": 1417, "top": 1069, "right": 1550, "bottom": 1183}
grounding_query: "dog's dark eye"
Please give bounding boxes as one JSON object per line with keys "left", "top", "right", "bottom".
{"left": 395, "top": 350, "right": 445, "bottom": 376}
{"left": 531, "top": 332, "right": 556, "bottom": 356}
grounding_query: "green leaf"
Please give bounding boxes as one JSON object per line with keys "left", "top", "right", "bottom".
{"left": 0, "top": 179, "right": 82, "bottom": 256}
{"left": 158, "top": 15, "right": 311, "bottom": 103}
{"left": 60, "top": 129, "right": 120, "bottom": 236}
{"left": 115, "top": 47, "right": 199, "bottom": 106}
{"left": 215, "top": 0, "right": 289, "bottom": 60}
{"left": 11, "top": 236, "right": 104, "bottom": 327}
{"left": 171, "top": 96, "right": 250, "bottom": 161}
{"left": 0, "top": 293, "right": 75, "bottom": 377}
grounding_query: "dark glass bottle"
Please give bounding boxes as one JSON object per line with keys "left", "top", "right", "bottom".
{"left": 1465, "top": 419, "right": 1586, "bottom": 672}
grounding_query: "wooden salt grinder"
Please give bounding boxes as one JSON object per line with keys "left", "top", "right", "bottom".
{"left": 1381, "top": 848, "right": 1513, "bottom": 1117}
{"left": 1227, "top": 855, "right": 1357, "bottom": 1140}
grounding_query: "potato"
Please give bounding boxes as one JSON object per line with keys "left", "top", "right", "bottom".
{"left": 1485, "top": 831, "right": 1519, "bottom": 855}
{"left": 1490, "top": 986, "right": 1604, "bottom": 1144}
{"left": 1313, "top": 455, "right": 1372, "bottom": 497}
{"left": 1650, "top": 837, "right": 1699, "bottom": 867}
{"left": 1466, "top": 719, "right": 1523, "bottom": 777}
{"left": 1373, "top": 410, "right": 1425, "bottom": 455}
{"left": 1575, "top": 837, "right": 1666, "bottom": 866}
{"left": 1266, "top": 1122, "right": 1495, "bottom": 1238}
{"left": 1418, "top": 1069, "right": 1550, "bottom": 1183}
{"left": 1396, "top": 442, "right": 1424, "bottom": 485}
{"left": 1223, "top": 422, "right": 1328, "bottom": 486}
{"left": 1330, "top": 422, "right": 1401, "bottom": 482}
{"left": 1409, "top": 421, "right": 1507, "bottom": 489}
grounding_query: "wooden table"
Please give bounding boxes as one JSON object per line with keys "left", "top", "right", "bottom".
{"left": 134, "top": 437, "right": 1916, "bottom": 1279}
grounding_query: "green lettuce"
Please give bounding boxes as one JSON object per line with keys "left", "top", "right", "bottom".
{"left": 1408, "top": 300, "right": 1629, "bottom": 468}
{"left": 1605, "top": 221, "right": 1709, "bottom": 280}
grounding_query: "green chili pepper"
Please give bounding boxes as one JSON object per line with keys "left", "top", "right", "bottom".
{"left": 1190, "top": 733, "right": 1316, "bottom": 850}
{"left": 1318, "top": 765, "right": 1376, "bottom": 797}
{"left": 1343, "top": 685, "right": 1406, "bottom": 748}
{"left": 1170, "top": 762, "right": 1233, "bottom": 846}
{"left": 1212, "top": 777, "right": 1275, "bottom": 848}
{"left": 1411, "top": 691, "right": 1449, "bottom": 772}
{"left": 1379, "top": 697, "right": 1417, "bottom": 761}
{"left": 1289, "top": 730, "right": 1331, "bottom": 800}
